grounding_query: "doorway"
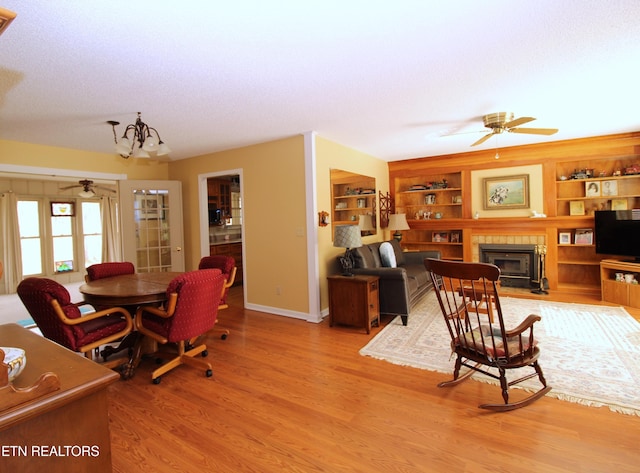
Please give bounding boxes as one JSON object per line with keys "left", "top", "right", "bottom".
{"left": 199, "top": 170, "right": 244, "bottom": 291}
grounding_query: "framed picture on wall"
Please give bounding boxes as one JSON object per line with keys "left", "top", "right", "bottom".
{"left": 483, "top": 174, "right": 530, "bottom": 210}
{"left": 585, "top": 181, "right": 601, "bottom": 197}
{"left": 602, "top": 180, "right": 618, "bottom": 196}
{"left": 611, "top": 198, "right": 628, "bottom": 210}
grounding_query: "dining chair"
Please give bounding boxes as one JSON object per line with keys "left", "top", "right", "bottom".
{"left": 424, "top": 258, "right": 551, "bottom": 411}
{"left": 17, "top": 277, "right": 133, "bottom": 370}
{"left": 85, "top": 261, "right": 135, "bottom": 283}
{"left": 198, "top": 255, "right": 237, "bottom": 340}
{"left": 132, "top": 269, "right": 225, "bottom": 384}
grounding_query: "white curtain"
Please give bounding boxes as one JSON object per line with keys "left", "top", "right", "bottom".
{"left": 101, "top": 195, "right": 122, "bottom": 262}
{"left": 0, "top": 191, "right": 22, "bottom": 293}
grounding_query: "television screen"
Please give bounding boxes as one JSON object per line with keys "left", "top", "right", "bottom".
{"left": 594, "top": 210, "right": 640, "bottom": 262}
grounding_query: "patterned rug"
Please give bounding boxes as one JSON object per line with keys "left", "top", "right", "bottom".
{"left": 360, "top": 292, "right": 640, "bottom": 415}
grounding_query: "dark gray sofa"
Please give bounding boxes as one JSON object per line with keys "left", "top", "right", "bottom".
{"left": 350, "top": 239, "right": 440, "bottom": 326}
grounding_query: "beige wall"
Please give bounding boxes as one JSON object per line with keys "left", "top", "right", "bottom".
{"left": 315, "top": 136, "right": 389, "bottom": 311}
{"left": 168, "top": 135, "right": 310, "bottom": 314}
{"left": 0, "top": 139, "right": 170, "bottom": 180}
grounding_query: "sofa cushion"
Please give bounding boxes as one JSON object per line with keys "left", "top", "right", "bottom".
{"left": 405, "top": 264, "right": 430, "bottom": 287}
{"left": 379, "top": 242, "right": 397, "bottom": 267}
{"left": 389, "top": 239, "right": 406, "bottom": 266}
{"left": 352, "top": 246, "right": 377, "bottom": 269}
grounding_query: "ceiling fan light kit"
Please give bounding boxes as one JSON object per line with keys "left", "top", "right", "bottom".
{"left": 108, "top": 112, "right": 171, "bottom": 159}
{"left": 59, "top": 179, "right": 115, "bottom": 198}
{"left": 471, "top": 112, "right": 559, "bottom": 147}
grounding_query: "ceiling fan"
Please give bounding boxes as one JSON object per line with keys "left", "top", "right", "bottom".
{"left": 470, "top": 112, "right": 559, "bottom": 147}
{"left": 59, "top": 179, "right": 116, "bottom": 197}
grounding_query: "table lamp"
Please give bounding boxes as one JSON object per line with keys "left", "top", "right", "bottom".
{"left": 358, "top": 214, "right": 374, "bottom": 235}
{"left": 333, "top": 225, "right": 363, "bottom": 276}
{"left": 388, "top": 213, "right": 410, "bottom": 241}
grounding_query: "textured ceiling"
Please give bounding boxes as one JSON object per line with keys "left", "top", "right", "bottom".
{"left": 0, "top": 1, "right": 639, "bottom": 162}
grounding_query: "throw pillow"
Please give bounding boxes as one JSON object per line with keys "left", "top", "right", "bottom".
{"left": 379, "top": 242, "right": 397, "bottom": 268}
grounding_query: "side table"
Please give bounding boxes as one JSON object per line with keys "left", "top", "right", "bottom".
{"left": 328, "top": 275, "right": 380, "bottom": 333}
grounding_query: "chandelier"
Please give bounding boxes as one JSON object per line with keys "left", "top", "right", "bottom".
{"left": 108, "top": 112, "right": 171, "bottom": 159}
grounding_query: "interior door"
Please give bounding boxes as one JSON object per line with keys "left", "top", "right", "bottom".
{"left": 119, "top": 180, "right": 185, "bottom": 272}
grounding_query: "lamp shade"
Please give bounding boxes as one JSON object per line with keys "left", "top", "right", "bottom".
{"left": 333, "top": 225, "right": 363, "bottom": 249}
{"left": 387, "top": 213, "right": 410, "bottom": 231}
{"left": 358, "top": 214, "right": 374, "bottom": 232}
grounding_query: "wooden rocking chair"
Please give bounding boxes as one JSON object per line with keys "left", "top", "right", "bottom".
{"left": 424, "top": 258, "right": 551, "bottom": 411}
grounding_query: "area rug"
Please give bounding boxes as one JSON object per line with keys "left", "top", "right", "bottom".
{"left": 360, "top": 292, "right": 640, "bottom": 415}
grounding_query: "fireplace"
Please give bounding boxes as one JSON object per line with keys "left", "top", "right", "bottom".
{"left": 479, "top": 244, "right": 538, "bottom": 288}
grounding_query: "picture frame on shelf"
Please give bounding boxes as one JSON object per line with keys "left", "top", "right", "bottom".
{"left": 574, "top": 228, "right": 593, "bottom": 245}
{"left": 559, "top": 232, "right": 571, "bottom": 244}
{"left": 482, "top": 174, "right": 529, "bottom": 210}
{"left": 569, "top": 200, "right": 585, "bottom": 216}
{"left": 450, "top": 231, "right": 461, "bottom": 243}
{"left": 585, "top": 181, "right": 601, "bottom": 197}
{"left": 432, "top": 231, "right": 449, "bottom": 242}
{"left": 611, "top": 198, "right": 628, "bottom": 210}
{"left": 601, "top": 180, "right": 618, "bottom": 196}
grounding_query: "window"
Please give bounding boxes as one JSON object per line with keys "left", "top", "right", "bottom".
{"left": 17, "top": 200, "right": 43, "bottom": 276}
{"left": 16, "top": 198, "right": 105, "bottom": 277}
{"left": 82, "top": 201, "right": 102, "bottom": 267}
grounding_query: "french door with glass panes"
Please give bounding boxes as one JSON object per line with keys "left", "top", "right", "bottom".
{"left": 118, "top": 180, "right": 184, "bottom": 272}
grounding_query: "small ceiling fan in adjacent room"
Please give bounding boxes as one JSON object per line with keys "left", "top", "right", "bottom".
{"left": 470, "top": 112, "right": 559, "bottom": 147}
{"left": 59, "top": 179, "right": 116, "bottom": 198}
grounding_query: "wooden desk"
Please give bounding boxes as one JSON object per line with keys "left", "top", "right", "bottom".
{"left": 79, "top": 272, "right": 182, "bottom": 306}
{"left": 0, "top": 323, "right": 118, "bottom": 473}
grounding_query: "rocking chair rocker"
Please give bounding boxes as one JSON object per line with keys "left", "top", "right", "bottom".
{"left": 424, "top": 258, "right": 551, "bottom": 411}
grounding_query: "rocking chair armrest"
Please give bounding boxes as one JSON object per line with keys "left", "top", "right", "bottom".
{"left": 504, "top": 314, "right": 541, "bottom": 338}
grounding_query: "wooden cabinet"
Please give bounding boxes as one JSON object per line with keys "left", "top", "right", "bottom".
{"left": 393, "top": 171, "right": 464, "bottom": 260}
{"left": 210, "top": 242, "right": 243, "bottom": 284}
{"left": 0, "top": 324, "right": 118, "bottom": 472}
{"left": 394, "top": 171, "right": 463, "bottom": 221}
{"left": 330, "top": 169, "right": 376, "bottom": 239}
{"left": 600, "top": 259, "right": 640, "bottom": 308}
{"left": 387, "top": 132, "right": 640, "bottom": 297}
{"left": 328, "top": 275, "right": 379, "bottom": 333}
{"left": 207, "top": 178, "right": 231, "bottom": 218}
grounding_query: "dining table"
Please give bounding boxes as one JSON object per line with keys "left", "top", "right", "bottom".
{"left": 79, "top": 271, "right": 183, "bottom": 307}
{"left": 79, "top": 271, "right": 183, "bottom": 379}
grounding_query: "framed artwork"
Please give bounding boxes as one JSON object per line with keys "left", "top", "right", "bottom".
{"left": 569, "top": 200, "right": 585, "bottom": 216}
{"left": 450, "top": 231, "right": 462, "bottom": 243}
{"left": 585, "top": 181, "right": 600, "bottom": 197}
{"left": 611, "top": 198, "right": 628, "bottom": 210}
{"left": 601, "top": 180, "right": 618, "bottom": 196}
{"left": 559, "top": 232, "right": 571, "bottom": 244}
{"left": 574, "top": 228, "right": 593, "bottom": 245}
{"left": 432, "top": 231, "right": 449, "bottom": 242}
{"left": 50, "top": 201, "right": 75, "bottom": 217}
{"left": 483, "top": 174, "right": 529, "bottom": 210}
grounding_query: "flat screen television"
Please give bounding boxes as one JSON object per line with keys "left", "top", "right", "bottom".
{"left": 594, "top": 210, "right": 640, "bottom": 262}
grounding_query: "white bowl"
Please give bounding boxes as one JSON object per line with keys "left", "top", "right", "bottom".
{"left": 1, "top": 347, "right": 27, "bottom": 382}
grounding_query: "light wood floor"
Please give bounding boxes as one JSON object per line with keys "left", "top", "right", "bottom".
{"left": 109, "top": 287, "right": 640, "bottom": 473}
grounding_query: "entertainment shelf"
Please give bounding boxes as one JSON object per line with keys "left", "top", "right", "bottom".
{"left": 388, "top": 131, "right": 640, "bottom": 299}
{"left": 600, "top": 259, "right": 640, "bottom": 308}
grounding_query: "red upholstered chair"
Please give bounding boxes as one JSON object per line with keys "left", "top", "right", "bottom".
{"left": 198, "top": 255, "right": 237, "bottom": 340}
{"left": 85, "top": 261, "right": 135, "bottom": 282}
{"left": 17, "top": 277, "right": 133, "bottom": 370}
{"left": 133, "top": 269, "right": 225, "bottom": 384}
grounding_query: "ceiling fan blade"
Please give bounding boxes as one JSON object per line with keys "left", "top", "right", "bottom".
{"left": 470, "top": 132, "right": 495, "bottom": 147}
{"left": 503, "top": 116, "right": 535, "bottom": 128}
{"left": 509, "top": 127, "right": 559, "bottom": 136}
{"left": 59, "top": 184, "right": 81, "bottom": 191}
{"left": 94, "top": 185, "right": 116, "bottom": 193}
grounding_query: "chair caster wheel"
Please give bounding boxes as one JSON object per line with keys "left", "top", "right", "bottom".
{"left": 206, "top": 369, "right": 213, "bottom": 377}
{"left": 201, "top": 350, "right": 208, "bottom": 357}
{"left": 152, "top": 377, "right": 161, "bottom": 385}
{"left": 221, "top": 333, "right": 228, "bottom": 340}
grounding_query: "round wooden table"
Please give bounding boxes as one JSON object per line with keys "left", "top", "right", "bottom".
{"left": 79, "top": 272, "right": 183, "bottom": 307}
